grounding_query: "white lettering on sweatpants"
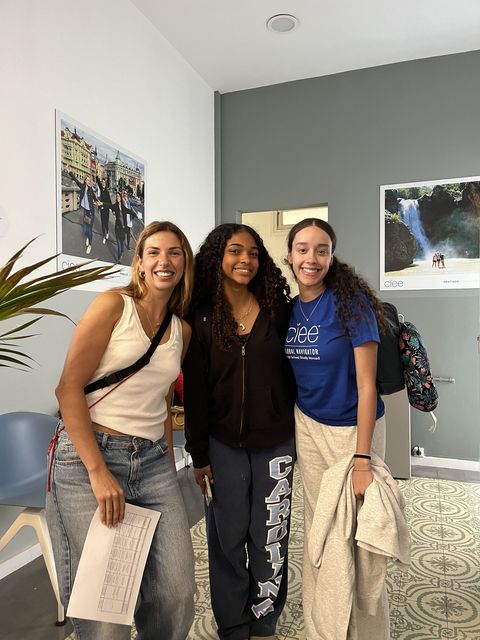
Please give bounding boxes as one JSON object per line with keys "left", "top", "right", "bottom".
{"left": 251, "top": 455, "right": 292, "bottom": 619}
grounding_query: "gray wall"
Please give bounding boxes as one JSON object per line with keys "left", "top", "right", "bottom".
{"left": 219, "top": 51, "right": 480, "bottom": 461}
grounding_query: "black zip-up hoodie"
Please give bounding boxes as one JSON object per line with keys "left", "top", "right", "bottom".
{"left": 183, "top": 301, "right": 296, "bottom": 468}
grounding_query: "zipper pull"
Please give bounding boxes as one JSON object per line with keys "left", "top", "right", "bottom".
{"left": 241, "top": 345, "right": 245, "bottom": 356}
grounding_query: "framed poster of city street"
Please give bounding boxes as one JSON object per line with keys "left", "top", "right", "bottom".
{"left": 380, "top": 176, "right": 480, "bottom": 291}
{"left": 55, "top": 111, "right": 146, "bottom": 290}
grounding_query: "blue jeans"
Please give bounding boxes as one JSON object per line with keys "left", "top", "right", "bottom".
{"left": 46, "top": 429, "right": 195, "bottom": 640}
{"left": 81, "top": 207, "right": 94, "bottom": 244}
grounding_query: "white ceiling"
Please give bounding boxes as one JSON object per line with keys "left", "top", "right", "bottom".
{"left": 131, "top": 0, "right": 480, "bottom": 93}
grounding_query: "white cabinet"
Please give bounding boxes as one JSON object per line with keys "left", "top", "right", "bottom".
{"left": 383, "top": 390, "right": 411, "bottom": 479}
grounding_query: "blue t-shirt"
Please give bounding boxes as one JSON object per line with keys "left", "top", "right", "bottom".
{"left": 285, "top": 288, "right": 385, "bottom": 426}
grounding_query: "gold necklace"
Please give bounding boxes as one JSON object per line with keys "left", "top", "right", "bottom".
{"left": 233, "top": 295, "right": 253, "bottom": 332}
{"left": 143, "top": 305, "right": 163, "bottom": 339}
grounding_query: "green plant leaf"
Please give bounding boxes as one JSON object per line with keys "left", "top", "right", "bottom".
{"left": 0, "top": 317, "right": 42, "bottom": 338}
{"left": 0, "top": 364, "right": 32, "bottom": 371}
{"left": 0, "top": 238, "right": 38, "bottom": 283}
{"left": 0, "top": 266, "right": 117, "bottom": 322}
{"left": 2, "top": 257, "right": 106, "bottom": 289}
{"left": 0, "top": 261, "right": 112, "bottom": 298}
{"left": 0, "top": 353, "right": 33, "bottom": 368}
{"left": 0, "top": 254, "right": 59, "bottom": 296}
{"left": 0, "top": 237, "right": 120, "bottom": 370}
{"left": 9, "top": 307, "right": 72, "bottom": 320}
{"left": 0, "top": 346, "right": 36, "bottom": 362}
{"left": 0, "top": 335, "right": 38, "bottom": 342}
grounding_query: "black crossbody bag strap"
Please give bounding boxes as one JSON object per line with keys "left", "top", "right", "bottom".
{"left": 84, "top": 311, "right": 173, "bottom": 395}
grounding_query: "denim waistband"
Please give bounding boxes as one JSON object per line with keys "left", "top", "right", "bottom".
{"left": 57, "top": 426, "right": 167, "bottom": 452}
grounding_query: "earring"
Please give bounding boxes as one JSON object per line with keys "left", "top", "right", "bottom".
{"left": 139, "top": 270, "right": 145, "bottom": 279}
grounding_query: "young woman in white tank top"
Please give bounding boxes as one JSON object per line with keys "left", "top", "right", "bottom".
{"left": 46, "top": 221, "right": 196, "bottom": 640}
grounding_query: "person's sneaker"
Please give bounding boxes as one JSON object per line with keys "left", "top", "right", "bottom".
{"left": 106, "top": 232, "right": 109, "bottom": 240}
{"left": 86, "top": 244, "right": 92, "bottom": 255}
{"left": 102, "top": 237, "right": 106, "bottom": 244}
{"left": 85, "top": 237, "right": 88, "bottom": 246}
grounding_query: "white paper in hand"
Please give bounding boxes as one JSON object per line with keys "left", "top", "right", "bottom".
{"left": 67, "top": 504, "right": 161, "bottom": 625}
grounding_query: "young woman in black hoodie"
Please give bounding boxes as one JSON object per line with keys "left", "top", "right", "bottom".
{"left": 183, "top": 223, "right": 296, "bottom": 640}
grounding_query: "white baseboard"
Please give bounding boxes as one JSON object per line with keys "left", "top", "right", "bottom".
{"left": 0, "top": 543, "right": 41, "bottom": 580}
{"left": 175, "top": 451, "right": 191, "bottom": 471}
{"left": 411, "top": 456, "right": 480, "bottom": 471}
{"left": 0, "top": 453, "right": 192, "bottom": 582}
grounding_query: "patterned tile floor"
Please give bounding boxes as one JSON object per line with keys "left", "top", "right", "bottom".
{"left": 68, "top": 472, "right": 480, "bottom": 640}
{"left": 387, "top": 477, "right": 480, "bottom": 640}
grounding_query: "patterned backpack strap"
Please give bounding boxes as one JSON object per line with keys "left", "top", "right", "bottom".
{"left": 399, "top": 321, "right": 438, "bottom": 412}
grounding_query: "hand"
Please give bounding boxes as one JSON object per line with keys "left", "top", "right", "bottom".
{"left": 193, "top": 465, "right": 213, "bottom": 495}
{"left": 352, "top": 464, "right": 373, "bottom": 499}
{"left": 88, "top": 467, "right": 125, "bottom": 527}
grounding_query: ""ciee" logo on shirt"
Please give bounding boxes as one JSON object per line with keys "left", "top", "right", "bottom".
{"left": 286, "top": 324, "right": 321, "bottom": 344}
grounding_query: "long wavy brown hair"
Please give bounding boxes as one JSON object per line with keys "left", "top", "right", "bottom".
{"left": 119, "top": 220, "right": 194, "bottom": 318}
{"left": 286, "top": 218, "right": 385, "bottom": 335}
{"left": 191, "top": 223, "right": 290, "bottom": 350}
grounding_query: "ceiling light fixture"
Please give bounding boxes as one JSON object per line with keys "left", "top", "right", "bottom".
{"left": 266, "top": 14, "right": 299, "bottom": 34}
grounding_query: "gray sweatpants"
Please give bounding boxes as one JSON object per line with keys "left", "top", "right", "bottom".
{"left": 295, "top": 407, "right": 389, "bottom": 640}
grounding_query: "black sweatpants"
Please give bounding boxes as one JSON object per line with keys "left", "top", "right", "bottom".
{"left": 206, "top": 436, "right": 295, "bottom": 640}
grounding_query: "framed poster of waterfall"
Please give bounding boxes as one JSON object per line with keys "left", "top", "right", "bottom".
{"left": 380, "top": 176, "right": 480, "bottom": 291}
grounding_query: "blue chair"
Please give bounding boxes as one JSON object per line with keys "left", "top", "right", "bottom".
{"left": 0, "top": 411, "right": 65, "bottom": 625}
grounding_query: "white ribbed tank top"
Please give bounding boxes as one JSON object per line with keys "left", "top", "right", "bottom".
{"left": 87, "top": 294, "right": 182, "bottom": 440}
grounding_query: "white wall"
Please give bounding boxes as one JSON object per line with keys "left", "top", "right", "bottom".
{"left": 0, "top": 0, "right": 215, "bottom": 569}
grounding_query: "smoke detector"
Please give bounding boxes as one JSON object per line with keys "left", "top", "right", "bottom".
{"left": 266, "top": 14, "right": 299, "bottom": 34}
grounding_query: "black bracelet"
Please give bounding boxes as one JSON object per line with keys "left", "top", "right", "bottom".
{"left": 353, "top": 453, "right": 371, "bottom": 460}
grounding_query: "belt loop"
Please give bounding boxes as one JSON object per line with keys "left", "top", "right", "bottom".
{"left": 101, "top": 432, "right": 109, "bottom": 450}
{"left": 159, "top": 436, "right": 168, "bottom": 455}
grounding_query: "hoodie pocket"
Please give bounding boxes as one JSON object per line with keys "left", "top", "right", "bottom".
{"left": 247, "top": 385, "right": 284, "bottom": 429}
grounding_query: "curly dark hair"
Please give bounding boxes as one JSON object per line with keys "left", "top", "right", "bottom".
{"left": 286, "top": 218, "right": 385, "bottom": 335}
{"left": 191, "top": 223, "right": 290, "bottom": 350}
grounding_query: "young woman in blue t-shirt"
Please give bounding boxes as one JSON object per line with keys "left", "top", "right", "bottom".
{"left": 285, "top": 217, "right": 387, "bottom": 639}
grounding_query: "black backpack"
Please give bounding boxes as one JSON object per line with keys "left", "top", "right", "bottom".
{"left": 376, "top": 302, "right": 438, "bottom": 412}
{"left": 376, "top": 303, "right": 405, "bottom": 395}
